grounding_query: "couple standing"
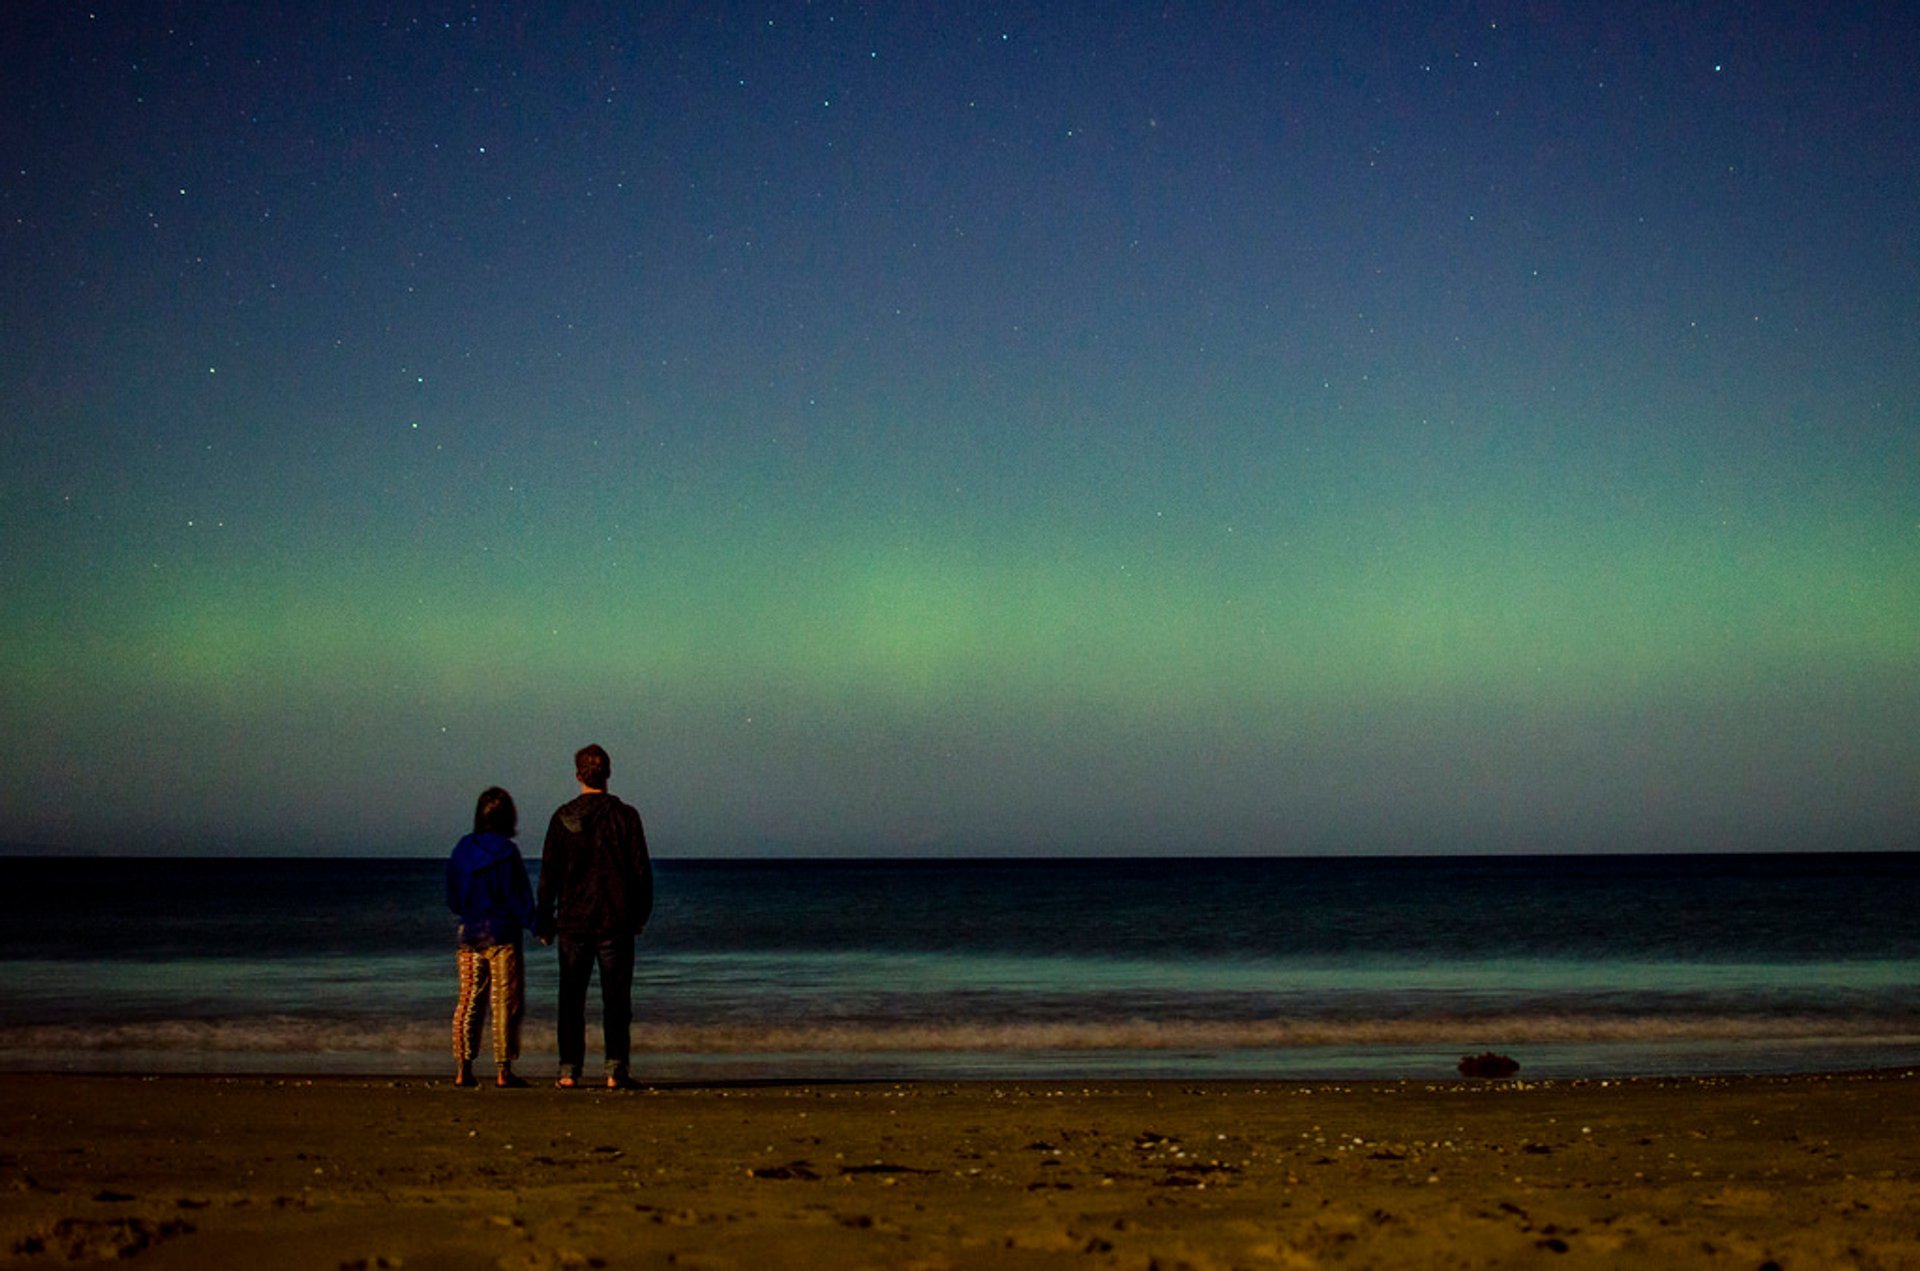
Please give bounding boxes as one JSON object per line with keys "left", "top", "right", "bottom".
{"left": 444, "top": 743, "right": 653, "bottom": 1089}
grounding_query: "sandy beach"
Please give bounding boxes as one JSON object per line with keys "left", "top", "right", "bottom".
{"left": 4, "top": 1071, "right": 1918, "bottom": 1268}
{"left": 3, "top": 1067, "right": 1920, "bottom": 1267}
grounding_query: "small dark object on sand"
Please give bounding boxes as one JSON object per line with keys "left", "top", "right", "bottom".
{"left": 1458, "top": 1052, "right": 1520, "bottom": 1079}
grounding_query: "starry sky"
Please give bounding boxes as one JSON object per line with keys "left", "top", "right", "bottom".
{"left": 3, "top": 2, "right": 1916, "bottom": 857}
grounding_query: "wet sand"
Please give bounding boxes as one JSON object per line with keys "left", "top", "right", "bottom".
{"left": 4, "top": 1071, "right": 1918, "bottom": 1268}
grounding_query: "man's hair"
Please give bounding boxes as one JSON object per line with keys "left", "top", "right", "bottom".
{"left": 575, "top": 744, "right": 611, "bottom": 790}
{"left": 473, "top": 786, "right": 517, "bottom": 836}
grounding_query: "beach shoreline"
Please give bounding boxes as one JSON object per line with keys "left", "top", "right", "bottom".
{"left": 6, "top": 1070, "right": 1918, "bottom": 1268}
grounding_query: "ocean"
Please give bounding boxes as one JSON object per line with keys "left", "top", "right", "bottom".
{"left": 3, "top": 854, "right": 1916, "bottom": 1081}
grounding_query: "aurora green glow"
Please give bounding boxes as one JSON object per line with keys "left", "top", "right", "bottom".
{"left": 3, "top": 4, "right": 1915, "bottom": 855}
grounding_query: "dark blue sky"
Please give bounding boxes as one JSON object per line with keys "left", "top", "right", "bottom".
{"left": 3, "top": 2, "right": 1916, "bottom": 855}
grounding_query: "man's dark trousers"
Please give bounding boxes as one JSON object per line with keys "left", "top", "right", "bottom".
{"left": 555, "top": 934, "right": 634, "bottom": 1076}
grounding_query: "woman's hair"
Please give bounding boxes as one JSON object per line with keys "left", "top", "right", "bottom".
{"left": 473, "top": 786, "right": 517, "bottom": 837}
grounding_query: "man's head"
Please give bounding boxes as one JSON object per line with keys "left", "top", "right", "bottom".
{"left": 575, "top": 744, "right": 611, "bottom": 791}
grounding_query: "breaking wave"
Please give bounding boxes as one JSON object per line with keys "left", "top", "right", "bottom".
{"left": 7, "top": 1012, "right": 1917, "bottom": 1057}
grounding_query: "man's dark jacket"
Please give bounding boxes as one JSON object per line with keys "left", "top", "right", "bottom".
{"left": 536, "top": 791, "right": 653, "bottom": 939}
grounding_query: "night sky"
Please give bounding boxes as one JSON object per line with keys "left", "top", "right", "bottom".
{"left": 4, "top": 3, "right": 1916, "bottom": 856}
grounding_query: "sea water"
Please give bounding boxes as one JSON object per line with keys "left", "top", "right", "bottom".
{"left": 2, "top": 854, "right": 1916, "bottom": 1080}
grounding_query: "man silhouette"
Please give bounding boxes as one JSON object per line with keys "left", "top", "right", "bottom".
{"left": 536, "top": 743, "right": 654, "bottom": 1088}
